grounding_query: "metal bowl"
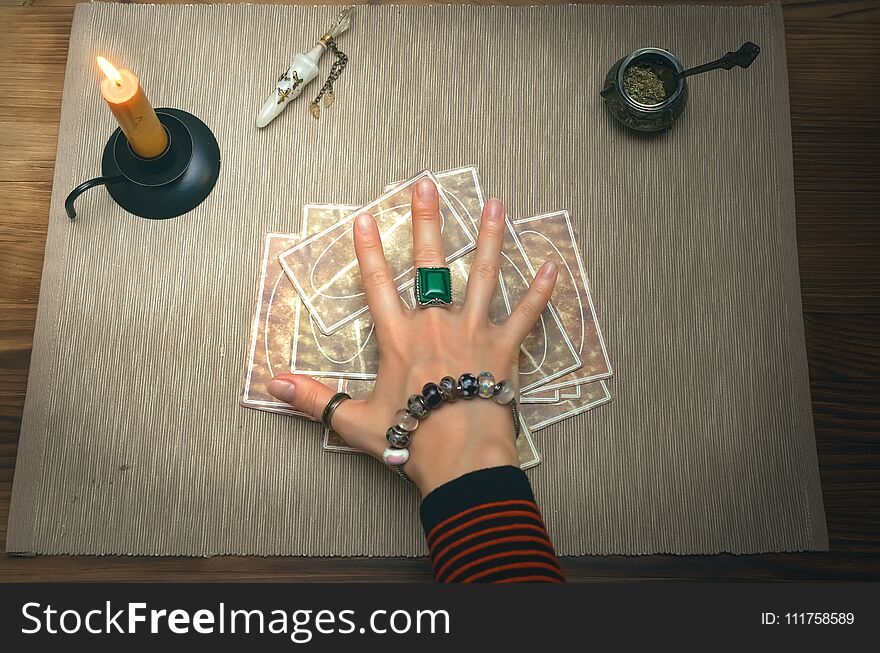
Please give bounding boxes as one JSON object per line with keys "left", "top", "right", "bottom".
{"left": 601, "top": 48, "right": 689, "bottom": 132}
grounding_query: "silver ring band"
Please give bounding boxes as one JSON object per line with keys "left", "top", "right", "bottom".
{"left": 321, "top": 392, "right": 350, "bottom": 430}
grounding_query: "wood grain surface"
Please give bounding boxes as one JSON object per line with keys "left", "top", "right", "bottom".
{"left": 1, "top": 1, "right": 878, "bottom": 581}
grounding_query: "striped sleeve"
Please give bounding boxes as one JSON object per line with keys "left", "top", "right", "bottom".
{"left": 419, "top": 465, "right": 564, "bottom": 583}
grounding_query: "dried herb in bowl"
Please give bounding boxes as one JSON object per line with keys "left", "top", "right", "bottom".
{"left": 623, "top": 64, "right": 668, "bottom": 105}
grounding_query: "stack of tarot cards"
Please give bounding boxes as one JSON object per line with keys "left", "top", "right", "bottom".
{"left": 241, "top": 166, "right": 612, "bottom": 469}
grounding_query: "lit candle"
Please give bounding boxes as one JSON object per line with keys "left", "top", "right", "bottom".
{"left": 96, "top": 56, "right": 168, "bottom": 159}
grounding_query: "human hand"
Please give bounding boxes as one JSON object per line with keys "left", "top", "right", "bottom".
{"left": 268, "top": 178, "right": 558, "bottom": 496}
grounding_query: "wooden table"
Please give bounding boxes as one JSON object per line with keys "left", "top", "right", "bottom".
{"left": 1, "top": 0, "right": 877, "bottom": 582}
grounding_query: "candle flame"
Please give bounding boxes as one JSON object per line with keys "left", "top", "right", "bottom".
{"left": 96, "top": 56, "right": 123, "bottom": 84}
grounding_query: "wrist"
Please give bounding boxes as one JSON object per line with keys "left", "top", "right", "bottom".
{"left": 402, "top": 397, "right": 519, "bottom": 496}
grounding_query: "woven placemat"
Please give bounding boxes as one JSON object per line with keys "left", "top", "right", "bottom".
{"left": 7, "top": 2, "right": 827, "bottom": 556}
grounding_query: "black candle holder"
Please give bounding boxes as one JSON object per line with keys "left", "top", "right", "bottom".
{"left": 65, "top": 108, "right": 220, "bottom": 220}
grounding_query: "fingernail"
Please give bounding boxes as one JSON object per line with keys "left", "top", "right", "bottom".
{"left": 539, "top": 260, "right": 557, "bottom": 279}
{"left": 416, "top": 178, "right": 435, "bottom": 200}
{"left": 485, "top": 198, "right": 504, "bottom": 221}
{"left": 268, "top": 378, "right": 296, "bottom": 403}
{"left": 356, "top": 213, "right": 373, "bottom": 235}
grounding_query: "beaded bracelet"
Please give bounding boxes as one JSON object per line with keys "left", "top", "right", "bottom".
{"left": 382, "top": 372, "right": 519, "bottom": 476}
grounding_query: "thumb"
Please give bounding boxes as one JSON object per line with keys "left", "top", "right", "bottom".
{"left": 268, "top": 373, "right": 339, "bottom": 424}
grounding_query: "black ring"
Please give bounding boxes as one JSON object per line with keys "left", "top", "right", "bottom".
{"left": 321, "top": 392, "right": 351, "bottom": 430}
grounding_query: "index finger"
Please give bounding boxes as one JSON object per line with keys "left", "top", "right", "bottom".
{"left": 353, "top": 212, "right": 407, "bottom": 330}
{"left": 503, "top": 260, "right": 558, "bottom": 345}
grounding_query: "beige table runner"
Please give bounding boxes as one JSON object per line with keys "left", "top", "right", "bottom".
{"left": 8, "top": 2, "right": 827, "bottom": 556}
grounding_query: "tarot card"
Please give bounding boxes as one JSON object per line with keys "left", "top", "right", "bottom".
{"left": 290, "top": 205, "right": 380, "bottom": 380}
{"left": 386, "top": 167, "right": 582, "bottom": 392}
{"left": 292, "top": 205, "right": 420, "bottom": 380}
{"left": 301, "top": 203, "right": 357, "bottom": 240}
{"left": 384, "top": 166, "right": 510, "bottom": 321}
{"left": 324, "top": 377, "right": 541, "bottom": 469}
{"left": 519, "top": 380, "right": 612, "bottom": 432}
{"left": 499, "top": 220, "right": 583, "bottom": 393}
{"left": 279, "top": 170, "right": 475, "bottom": 335}
{"left": 240, "top": 232, "right": 336, "bottom": 417}
{"left": 431, "top": 166, "right": 487, "bottom": 234}
{"left": 428, "top": 168, "right": 582, "bottom": 392}
{"left": 513, "top": 211, "right": 612, "bottom": 389}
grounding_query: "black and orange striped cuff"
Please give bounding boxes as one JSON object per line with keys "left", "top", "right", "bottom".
{"left": 419, "top": 465, "right": 565, "bottom": 583}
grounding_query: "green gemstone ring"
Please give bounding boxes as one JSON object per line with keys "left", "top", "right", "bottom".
{"left": 415, "top": 267, "right": 453, "bottom": 307}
